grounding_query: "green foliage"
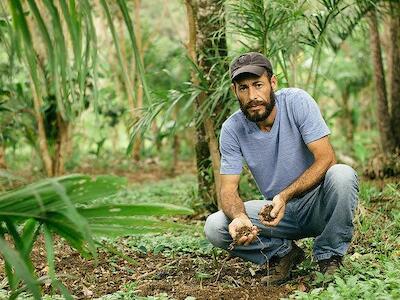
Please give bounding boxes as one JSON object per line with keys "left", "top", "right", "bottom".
{"left": 291, "top": 258, "right": 400, "bottom": 299}
{"left": 289, "top": 181, "right": 400, "bottom": 299}
{"left": 101, "top": 175, "right": 199, "bottom": 209}
{"left": 0, "top": 174, "right": 193, "bottom": 299}
{"left": 125, "top": 234, "right": 216, "bottom": 257}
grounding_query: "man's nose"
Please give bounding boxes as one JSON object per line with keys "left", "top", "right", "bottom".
{"left": 248, "top": 86, "right": 258, "bottom": 100}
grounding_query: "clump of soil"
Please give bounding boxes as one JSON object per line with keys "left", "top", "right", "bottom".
{"left": 228, "top": 227, "right": 260, "bottom": 250}
{"left": 259, "top": 204, "right": 275, "bottom": 223}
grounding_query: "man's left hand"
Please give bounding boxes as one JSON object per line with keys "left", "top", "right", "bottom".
{"left": 264, "top": 194, "right": 287, "bottom": 226}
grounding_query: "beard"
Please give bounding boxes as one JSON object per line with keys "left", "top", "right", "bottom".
{"left": 239, "top": 90, "right": 276, "bottom": 123}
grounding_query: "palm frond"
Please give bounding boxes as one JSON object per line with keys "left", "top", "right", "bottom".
{"left": 0, "top": 174, "right": 193, "bottom": 298}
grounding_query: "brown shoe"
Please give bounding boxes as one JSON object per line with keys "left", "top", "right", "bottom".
{"left": 318, "top": 255, "right": 343, "bottom": 275}
{"left": 261, "top": 242, "right": 305, "bottom": 285}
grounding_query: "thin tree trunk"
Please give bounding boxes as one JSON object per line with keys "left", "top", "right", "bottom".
{"left": 172, "top": 134, "right": 180, "bottom": 175}
{"left": 116, "top": 7, "right": 142, "bottom": 160}
{"left": 133, "top": 0, "right": 143, "bottom": 162}
{"left": 185, "top": 0, "right": 223, "bottom": 209}
{"left": 65, "top": 124, "right": 73, "bottom": 161}
{"left": 388, "top": 2, "right": 400, "bottom": 148}
{"left": 185, "top": 0, "right": 214, "bottom": 205}
{"left": 368, "top": 10, "right": 396, "bottom": 153}
{"left": 54, "top": 113, "right": 69, "bottom": 176}
{"left": 171, "top": 106, "right": 180, "bottom": 175}
{"left": 0, "top": 145, "right": 6, "bottom": 169}
{"left": 118, "top": 15, "right": 136, "bottom": 115}
{"left": 30, "top": 79, "right": 53, "bottom": 176}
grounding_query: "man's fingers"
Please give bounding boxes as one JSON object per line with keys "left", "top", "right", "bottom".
{"left": 243, "top": 234, "right": 253, "bottom": 246}
{"left": 228, "top": 224, "right": 238, "bottom": 240}
{"left": 270, "top": 204, "right": 281, "bottom": 218}
{"left": 265, "top": 211, "right": 284, "bottom": 226}
{"left": 237, "top": 235, "right": 247, "bottom": 245}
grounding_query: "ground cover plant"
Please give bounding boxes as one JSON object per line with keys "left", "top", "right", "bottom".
{"left": 0, "top": 172, "right": 398, "bottom": 299}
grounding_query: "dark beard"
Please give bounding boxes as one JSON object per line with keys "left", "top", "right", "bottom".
{"left": 239, "top": 90, "right": 276, "bottom": 122}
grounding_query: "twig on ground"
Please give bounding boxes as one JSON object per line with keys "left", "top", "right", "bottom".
{"left": 214, "top": 255, "right": 230, "bottom": 283}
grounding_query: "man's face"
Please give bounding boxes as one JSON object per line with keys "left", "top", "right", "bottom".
{"left": 232, "top": 73, "right": 277, "bottom": 123}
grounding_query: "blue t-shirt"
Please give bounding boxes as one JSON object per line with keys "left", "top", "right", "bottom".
{"left": 219, "top": 88, "right": 330, "bottom": 199}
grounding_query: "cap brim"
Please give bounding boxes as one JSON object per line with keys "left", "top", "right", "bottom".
{"left": 231, "top": 65, "right": 265, "bottom": 81}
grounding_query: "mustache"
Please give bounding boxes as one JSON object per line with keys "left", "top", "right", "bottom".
{"left": 245, "top": 100, "right": 266, "bottom": 109}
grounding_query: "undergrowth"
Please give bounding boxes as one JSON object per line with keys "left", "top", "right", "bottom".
{"left": 1, "top": 176, "right": 398, "bottom": 299}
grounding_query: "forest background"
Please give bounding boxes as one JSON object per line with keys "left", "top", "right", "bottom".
{"left": 0, "top": 0, "right": 399, "bottom": 299}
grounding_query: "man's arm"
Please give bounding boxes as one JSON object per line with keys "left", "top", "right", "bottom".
{"left": 281, "top": 135, "right": 336, "bottom": 201}
{"left": 221, "top": 174, "right": 259, "bottom": 245}
{"left": 220, "top": 174, "right": 246, "bottom": 219}
{"left": 262, "top": 136, "right": 336, "bottom": 226}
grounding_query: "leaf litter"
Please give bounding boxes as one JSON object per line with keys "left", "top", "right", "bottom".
{"left": 0, "top": 235, "right": 307, "bottom": 299}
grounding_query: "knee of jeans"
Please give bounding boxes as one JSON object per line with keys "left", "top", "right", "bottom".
{"left": 326, "top": 164, "right": 358, "bottom": 191}
{"left": 204, "top": 212, "right": 230, "bottom": 248}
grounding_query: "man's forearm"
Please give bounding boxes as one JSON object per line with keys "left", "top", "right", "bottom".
{"left": 221, "top": 191, "right": 247, "bottom": 220}
{"left": 281, "top": 158, "right": 335, "bottom": 202}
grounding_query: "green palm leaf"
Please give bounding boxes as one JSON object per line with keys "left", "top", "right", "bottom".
{"left": 0, "top": 174, "right": 193, "bottom": 298}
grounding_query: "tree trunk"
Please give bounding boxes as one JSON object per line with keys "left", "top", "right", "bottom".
{"left": 53, "top": 113, "right": 69, "bottom": 176}
{"left": 185, "top": 0, "right": 214, "bottom": 206}
{"left": 116, "top": 7, "right": 141, "bottom": 160}
{"left": 0, "top": 145, "right": 6, "bottom": 169}
{"left": 195, "top": 123, "right": 214, "bottom": 204}
{"left": 118, "top": 13, "right": 136, "bottom": 116}
{"left": 368, "top": 10, "right": 396, "bottom": 153}
{"left": 388, "top": 2, "right": 400, "bottom": 148}
{"left": 133, "top": 0, "right": 144, "bottom": 162}
{"left": 171, "top": 107, "right": 180, "bottom": 176}
{"left": 185, "top": 0, "right": 226, "bottom": 210}
{"left": 30, "top": 79, "right": 53, "bottom": 176}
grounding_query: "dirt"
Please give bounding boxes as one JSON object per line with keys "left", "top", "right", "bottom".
{"left": 258, "top": 204, "right": 275, "bottom": 223}
{"left": 0, "top": 236, "right": 308, "bottom": 299}
{"left": 228, "top": 227, "right": 260, "bottom": 251}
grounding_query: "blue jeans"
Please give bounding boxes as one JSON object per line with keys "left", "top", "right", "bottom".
{"left": 204, "top": 164, "right": 359, "bottom": 264}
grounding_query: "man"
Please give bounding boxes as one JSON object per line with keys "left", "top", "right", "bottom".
{"left": 204, "top": 52, "right": 359, "bottom": 283}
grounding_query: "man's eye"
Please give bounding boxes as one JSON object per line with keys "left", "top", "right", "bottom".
{"left": 256, "top": 83, "right": 263, "bottom": 88}
{"left": 239, "top": 86, "right": 247, "bottom": 91}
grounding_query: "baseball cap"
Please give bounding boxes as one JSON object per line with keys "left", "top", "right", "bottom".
{"left": 230, "top": 52, "right": 273, "bottom": 81}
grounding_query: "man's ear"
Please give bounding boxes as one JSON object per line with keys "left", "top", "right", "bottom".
{"left": 270, "top": 75, "right": 278, "bottom": 91}
{"left": 231, "top": 83, "right": 237, "bottom": 97}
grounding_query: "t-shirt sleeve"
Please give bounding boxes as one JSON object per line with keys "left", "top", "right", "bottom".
{"left": 219, "top": 125, "right": 243, "bottom": 175}
{"left": 293, "top": 89, "right": 331, "bottom": 144}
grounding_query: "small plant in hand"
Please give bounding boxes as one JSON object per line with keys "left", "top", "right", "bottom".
{"left": 228, "top": 227, "right": 260, "bottom": 250}
{"left": 259, "top": 204, "right": 275, "bottom": 223}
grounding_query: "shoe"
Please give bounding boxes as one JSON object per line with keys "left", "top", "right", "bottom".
{"left": 318, "top": 255, "right": 343, "bottom": 275}
{"left": 261, "top": 242, "right": 305, "bottom": 285}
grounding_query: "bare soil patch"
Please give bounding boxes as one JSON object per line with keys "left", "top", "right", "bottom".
{"left": 0, "top": 236, "right": 308, "bottom": 299}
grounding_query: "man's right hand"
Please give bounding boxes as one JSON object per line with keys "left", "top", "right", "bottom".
{"left": 228, "top": 214, "right": 259, "bottom": 246}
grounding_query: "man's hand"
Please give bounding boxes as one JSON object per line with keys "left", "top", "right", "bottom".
{"left": 228, "top": 214, "right": 259, "bottom": 246}
{"left": 263, "top": 194, "right": 287, "bottom": 226}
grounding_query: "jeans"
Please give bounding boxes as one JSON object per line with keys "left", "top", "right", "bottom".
{"left": 204, "top": 164, "right": 359, "bottom": 264}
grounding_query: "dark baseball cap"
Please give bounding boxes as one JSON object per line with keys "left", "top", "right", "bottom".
{"left": 230, "top": 52, "right": 273, "bottom": 81}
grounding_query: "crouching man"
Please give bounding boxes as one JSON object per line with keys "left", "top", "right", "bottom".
{"left": 204, "top": 52, "right": 359, "bottom": 284}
